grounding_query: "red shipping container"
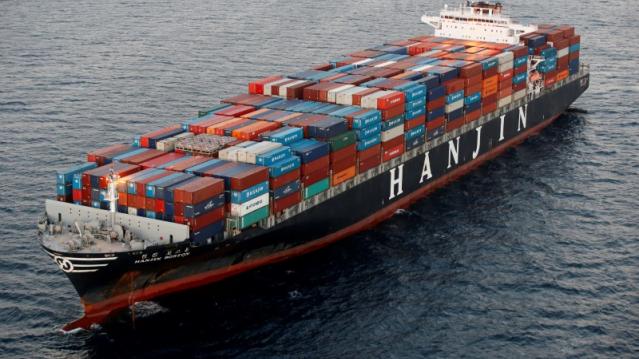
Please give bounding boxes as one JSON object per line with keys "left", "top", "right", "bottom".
{"left": 154, "top": 199, "right": 165, "bottom": 213}
{"left": 382, "top": 134, "right": 404, "bottom": 149}
{"left": 272, "top": 191, "right": 302, "bottom": 213}
{"left": 270, "top": 168, "right": 300, "bottom": 189}
{"left": 302, "top": 156, "right": 330, "bottom": 175}
{"left": 446, "top": 117, "right": 464, "bottom": 132}
{"left": 184, "top": 207, "right": 225, "bottom": 232}
{"left": 286, "top": 81, "right": 314, "bottom": 99}
{"left": 173, "top": 177, "right": 225, "bottom": 204}
{"left": 133, "top": 170, "right": 173, "bottom": 196}
{"left": 444, "top": 78, "right": 465, "bottom": 94}
{"left": 499, "top": 86, "right": 513, "bottom": 98}
{"left": 405, "top": 115, "right": 426, "bottom": 131}
{"left": 553, "top": 38, "right": 570, "bottom": 50}
{"left": 330, "top": 144, "right": 356, "bottom": 163}
{"left": 72, "top": 189, "right": 83, "bottom": 202}
{"left": 508, "top": 45, "right": 528, "bottom": 58}
{"left": 139, "top": 125, "right": 181, "bottom": 148}
{"left": 464, "top": 109, "right": 482, "bottom": 124}
{"left": 464, "top": 83, "right": 483, "bottom": 96}
{"left": 302, "top": 167, "right": 329, "bottom": 186}
{"left": 376, "top": 91, "right": 405, "bottom": 110}
{"left": 569, "top": 35, "right": 580, "bottom": 45}
{"left": 482, "top": 93, "right": 498, "bottom": 104}
{"left": 87, "top": 143, "right": 132, "bottom": 165}
{"left": 358, "top": 153, "right": 381, "bottom": 173}
{"left": 498, "top": 78, "right": 513, "bottom": 89}
{"left": 569, "top": 51, "right": 579, "bottom": 60}
{"left": 381, "top": 104, "right": 405, "bottom": 121}
{"left": 216, "top": 105, "right": 256, "bottom": 118}
{"left": 512, "top": 81, "right": 527, "bottom": 92}
{"left": 332, "top": 156, "right": 357, "bottom": 173}
{"left": 426, "top": 116, "right": 445, "bottom": 131}
{"left": 145, "top": 197, "right": 155, "bottom": 211}
{"left": 116, "top": 192, "right": 127, "bottom": 206}
{"left": 120, "top": 149, "right": 166, "bottom": 166}
{"left": 499, "top": 69, "right": 513, "bottom": 82}
{"left": 249, "top": 75, "right": 282, "bottom": 95}
{"left": 357, "top": 144, "right": 381, "bottom": 160}
{"left": 349, "top": 49, "right": 384, "bottom": 58}
{"left": 228, "top": 167, "right": 269, "bottom": 191}
{"left": 382, "top": 143, "right": 404, "bottom": 162}
{"left": 463, "top": 74, "right": 483, "bottom": 88}
{"left": 514, "top": 64, "right": 527, "bottom": 75}
{"left": 174, "top": 203, "right": 185, "bottom": 218}
{"left": 483, "top": 67, "right": 498, "bottom": 78}
{"left": 139, "top": 152, "right": 186, "bottom": 169}
{"left": 165, "top": 156, "right": 210, "bottom": 172}
{"left": 426, "top": 97, "right": 446, "bottom": 111}
{"left": 459, "top": 63, "right": 482, "bottom": 78}
{"left": 545, "top": 72, "right": 557, "bottom": 87}
{"left": 482, "top": 101, "right": 498, "bottom": 115}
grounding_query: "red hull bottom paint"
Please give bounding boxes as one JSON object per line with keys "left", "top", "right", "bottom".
{"left": 64, "top": 113, "right": 562, "bottom": 331}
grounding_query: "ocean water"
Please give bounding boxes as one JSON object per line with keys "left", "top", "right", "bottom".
{"left": 1, "top": 0, "right": 638, "bottom": 357}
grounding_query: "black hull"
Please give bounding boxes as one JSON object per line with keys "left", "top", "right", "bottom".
{"left": 43, "top": 72, "right": 589, "bottom": 330}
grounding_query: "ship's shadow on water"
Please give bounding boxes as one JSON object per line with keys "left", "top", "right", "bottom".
{"left": 80, "top": 114, "right": 586, "bottom": 358}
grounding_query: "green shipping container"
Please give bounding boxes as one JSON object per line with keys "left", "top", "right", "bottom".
{"left": 328, "top": 131, "right": 356, "bottom": 152}
{"left": 304, "top": 178, "right": 330, "bottom": 199}
{"left": 239, "top": 205, "right": 270, "bottom": 229}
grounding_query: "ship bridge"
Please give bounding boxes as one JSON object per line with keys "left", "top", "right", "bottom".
{"left": 421, "top": 1, "right": 537, "bottom": 44}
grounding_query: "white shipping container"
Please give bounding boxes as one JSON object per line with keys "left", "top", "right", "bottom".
{"left": 352, "top": 58, "right": 374, "bottom": 67}
{"left": 498, "top": 61, "right": 513, "bottom": 73}
{"left": 373, "top": 61, "right": 396, "bottom": 68}
{"left": 128, "top": 207, "right": 138, "bottom": 215}
{"left": 381, "top": 125, "right": 404, "bottom": 142}
{"left": 245, "top": 141, "right": 282, "bottom": 164}
{"left": 156, "top": 132, "right": 194, "bottom": 152}
{"left": 445, "top": 99, "right": 464, "bottom": 113}
{"left": 327, "top": 85, "right": 355, "bottom": 103}
{"left": 230, "top": 193, "right": 270, "bottom": 216}
{"left": 361, "top": 90, "right": 390, "bottom": 109}
{"left": 263, "top": 78, "right": 291, "bottom": 96}
{"left": 237, "top": 142, "right": 266, "bottom": 163}
{"left": 513, "top": 89, "right": 526, "bottom": 101}
{"left": 498, "top": 95, "right": 512, "bottom": 108}
{"left": 496, "top": 51, "right": 514, "bottom": 64}
{"left": 276, "top": 80, "right": 306, "bottom": 99}
{"left": 557, "top": 47, "right": 569, "bottom": 58}
{"left": 336, "top": 86, "right": 366, "bottom": 106}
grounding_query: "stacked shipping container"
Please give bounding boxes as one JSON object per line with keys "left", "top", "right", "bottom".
{"left": 55, "top": 26, "right": 582, "bottom": 242}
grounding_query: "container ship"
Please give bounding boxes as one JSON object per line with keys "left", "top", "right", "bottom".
{"left": 39, "top": 2, "right": 589, "bottom": 331}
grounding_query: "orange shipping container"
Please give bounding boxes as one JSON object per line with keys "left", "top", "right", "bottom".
{"left": 482, "top": 75, "right": 499, "bottom": 89}
{"left": 232, "top": 121, "right": 280, "bottom": 140}
{"left": 331, "top": 166, "right": 356, "bottom": 186}
{"left": 206, "top": 117, "right": 247, "bottom": 135}
{"left": 482, "top": 84, "right": 498, "bottom": 98}
{"left": 557, "top": 69, "right": 569, "bottom": 81}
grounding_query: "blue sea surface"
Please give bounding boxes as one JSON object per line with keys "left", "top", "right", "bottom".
{"left": 1, "top": 0, "right": 638, "bottom": 357}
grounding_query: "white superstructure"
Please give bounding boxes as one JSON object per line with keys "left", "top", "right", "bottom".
{"left": 421, "top": 1, "right": 537, "bottom": 44}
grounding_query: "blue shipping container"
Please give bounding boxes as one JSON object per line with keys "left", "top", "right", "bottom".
{"left": 229, "top": 181, "right": 269, "bottom": 204}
